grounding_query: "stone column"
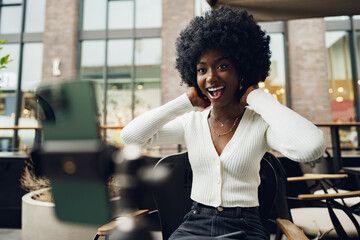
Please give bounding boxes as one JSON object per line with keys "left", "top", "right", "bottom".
{"left": 42, "top": 0, "right": 80, "bottom": 83}
{"left": 161, "top": 0, "right": 195, "bottom": 104}
{"left": 287, "top": 18, "right": 332, "bottom": 145}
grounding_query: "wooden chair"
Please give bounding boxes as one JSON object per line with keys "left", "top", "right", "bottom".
{"left": 94, "top": 151, "right": 308, "bottom": 240}
{"left": 286, "top": 151, "right": 360, "bottom": 239}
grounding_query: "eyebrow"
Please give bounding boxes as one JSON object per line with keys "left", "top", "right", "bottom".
{"left": 197, "top": 56, "right": 229, "bottom": 65}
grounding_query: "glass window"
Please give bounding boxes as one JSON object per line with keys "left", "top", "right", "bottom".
{"left": 134, "top": 38, "right": 161, "bottom": 118}
{"left": 0, "top": 44, "right": 20, "bottom": 91}
{"left": 80, "top": 40, "right": 106, "bottom": 81}
{"left": 108, "top": 40, "right": 133, "bottom": 67}
{"left": 18, "top": 42, "right": 42, "bottom": 151}
{"left": 324, "top": 16, "right": 350, "bottom": 21}
{"left": 21, "top": 43, "right": 43, "bottom": 91}
{"left": 0, "top": 6, "right": 22, "bottom": 34}
{"left": 3, "top": 0, "right": 22, "bottom": 3}
{"left": 135, "top": 0, "right": 161, "bottom": 28}
{"left": 260, "top": 33, "right": 287, "bottom": 105}
{"left": 135, "top": 38, "right": 161, "bottom": 66}
{"left": 25, "top": 0, "right": 46, "bottom": 33}
{"left": 16, "top": 90, "right": 38, "bottom": 151}
{"left": 0, "top": 92, "right": 16, "bottom": 151}
{"left": 82, "top": 0, "right": 162, "bottom": 30}
{"left": 106, "top": 39, "right": 133, "bottom": 126}
{"left": 0, "top": 93, "right": 15, "bottom": 117}
{"left": 326, "top": 31, "right": 354, "bottom": 122}
{"left": 80, "top": 40, "right": 105, "bottom": 126}
{"left": 108, "top": 1, "right": 134, "bottom": 30}
{"left": 82, "top": 0, "right": 106, "bottom": 30}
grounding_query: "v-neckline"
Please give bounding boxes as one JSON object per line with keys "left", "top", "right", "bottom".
{"left": 204, "top": 107, "right": 249, "bottom": 159}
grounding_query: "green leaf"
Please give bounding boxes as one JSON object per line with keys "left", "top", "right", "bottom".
{"left": 0, "top": 40, "right": 11, "bottom": 69}
{"left": 0, "top": 54, "right": 11, "bottom": 65}
{"left": 3, "top": 54, "right": 10, "bottom": 62}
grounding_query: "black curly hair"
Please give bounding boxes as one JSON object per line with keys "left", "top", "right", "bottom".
{"left": 175, "top": 6, "right": 271, "bottom": 91}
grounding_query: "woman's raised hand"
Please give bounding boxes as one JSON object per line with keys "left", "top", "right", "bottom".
{"left": 240, "top": 84, "right": 259, "bottom": 106}
{"left": 187, "top": 87, "right": 211, "bottom": 109}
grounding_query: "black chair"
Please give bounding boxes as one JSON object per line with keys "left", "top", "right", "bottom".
{"left": 152, "top": 151, "right": 306, "bottom": 240}
{"left": 285, "top": 151, "right": 360, "bottom": 239}
{"left": 94, "top": 151, "right": 307, "bottom": 240}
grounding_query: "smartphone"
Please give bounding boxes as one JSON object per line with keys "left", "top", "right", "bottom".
{"left": 33, "top": 80, "right": 114, "bottom": 225}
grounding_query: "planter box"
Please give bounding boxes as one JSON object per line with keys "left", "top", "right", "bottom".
{"left": 0, "top": 152, "right": 28, "bottom": 228}
{"left": 22, "top": 188, "right": 98, "bottom": 240}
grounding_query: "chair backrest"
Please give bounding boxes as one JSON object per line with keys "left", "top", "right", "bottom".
{"left": 152, "top": 152, "right": 192, "bottom": 240}
{"left": 286, "top": 150, "right": 334, "bottom": 199}
{"left": 298, "top": 150, "right": 333, "bottom": 174}
{"left": 260, "top": 152, "right": 292, "bottom": 222}
{"left": 152, "top": 151, "right": 290, "bottom": 240}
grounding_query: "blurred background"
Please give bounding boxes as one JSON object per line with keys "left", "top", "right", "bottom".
{"left": 0, "top": 0, "right": 359, "bottom": 155}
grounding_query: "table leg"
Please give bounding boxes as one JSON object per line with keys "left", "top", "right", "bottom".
{"left": 331, "top": 126, "right": 342, "bottom": 173}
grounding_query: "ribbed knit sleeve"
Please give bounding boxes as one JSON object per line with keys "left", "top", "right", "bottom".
{"left": 120, "top": 93, "right": 194, "bottom": 147}
{"left": 247, "top": 89, "right": 326, "bottom": 162}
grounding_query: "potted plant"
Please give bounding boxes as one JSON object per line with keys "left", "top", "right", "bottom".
{"left": 20, "top": 162, "right": 120, "bottom": 240}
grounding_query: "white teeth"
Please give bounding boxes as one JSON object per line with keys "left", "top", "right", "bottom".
{"left": 208, "top": 86, "right": 224, "bottom": 91}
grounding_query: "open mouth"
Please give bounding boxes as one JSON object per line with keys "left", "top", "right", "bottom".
{"left": 207, "top": 86, "right": 225, "bottom": 100}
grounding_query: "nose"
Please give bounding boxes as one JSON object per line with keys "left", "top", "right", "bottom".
{"left": 206, "top": 67, "right": 218, "bottom": 82}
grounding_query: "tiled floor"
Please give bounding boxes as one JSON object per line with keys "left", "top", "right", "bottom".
{"left": 0, "top": 228, "right": 21, "bottom": 240}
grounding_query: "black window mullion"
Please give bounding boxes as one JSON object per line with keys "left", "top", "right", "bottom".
{"left": 131, "top": 0, "right": 136, "bottom": 119}
{"left": 349, "top": 16, "right": 360, "bottom": 124}
{"left": 12, "top": 0, "right": 25, "bottom": 150}
{"left": 102, "top": 0, "right": 109, "bottom": 127}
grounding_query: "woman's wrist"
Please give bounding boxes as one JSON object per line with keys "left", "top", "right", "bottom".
{"left": 240, "top": 85, "right": 259, "bottom": 106}
{"left": 187, "top": 91, "right": 196, "bottom": 106}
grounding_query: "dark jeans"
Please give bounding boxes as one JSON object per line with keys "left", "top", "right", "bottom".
{"left": 169, "top": 202, "right": 270, "bottom": 240}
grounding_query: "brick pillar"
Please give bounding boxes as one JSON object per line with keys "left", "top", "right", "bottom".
{"left": 287, "top": 18, "right": 332, "bottom": 145}
{"left": 161, "top": 0, "right": 195, "bottom": 104}
{"left": 160, "top": 0, "right": 195, "bottom": 154}
{"left": 42, "top": 0, "right": 80, "bottom": 83}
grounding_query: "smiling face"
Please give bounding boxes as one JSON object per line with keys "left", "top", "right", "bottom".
{"left": 196, "top": 48, "right": 241, "bottom": 108}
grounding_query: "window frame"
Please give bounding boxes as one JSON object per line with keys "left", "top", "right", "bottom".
{"left": 0, "top": 0, "right": 44, "bottom": 150}
{"left": 78, "top": 0, "right": 162, "bottom": 126}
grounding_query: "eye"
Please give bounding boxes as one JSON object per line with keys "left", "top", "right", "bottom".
{"left": 197, "top": 68, "right": 206, "bottom": 74}
{"left": 218, "top": 64, "right": 229, "bottom": 70}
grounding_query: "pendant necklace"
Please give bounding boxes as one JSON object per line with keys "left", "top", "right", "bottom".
{"left": 209, "top": 115, "right": 241, "bottom": 137}
{"left": 214, "top": 117, "right": 225, "bottom": 127}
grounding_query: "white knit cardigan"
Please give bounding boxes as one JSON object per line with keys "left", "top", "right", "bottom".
{"left": 120, "top": 89, "right": 326, "bottom": 207}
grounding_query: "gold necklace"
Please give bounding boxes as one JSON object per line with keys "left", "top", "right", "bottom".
{"left": 213, "top": 117, "right": 225, "bottom": 127}
{"left": 210, "top": 113, "right": 239, "bottom": 127}
{"left": 209, "top": 116, "right": 240, "bottom": 137}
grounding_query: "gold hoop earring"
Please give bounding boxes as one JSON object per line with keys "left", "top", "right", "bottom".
{"left": 239, "top": 78, "right": 244, "bottom": 90}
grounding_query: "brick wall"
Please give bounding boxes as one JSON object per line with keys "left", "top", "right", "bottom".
{"left": 161, "top": 0, "right": 195, "bottom": 104}
{"left": 287, "top": 18, "right": 332, "bottom": 145}
{"left": 42, "top": 0, "right": 80, "bottom": 83}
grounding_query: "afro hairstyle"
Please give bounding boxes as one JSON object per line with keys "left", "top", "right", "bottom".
{"left": 175, "top": 6, "right": 271, "bottom": 90}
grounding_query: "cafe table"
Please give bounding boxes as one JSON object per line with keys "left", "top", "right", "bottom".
{"left": 314, "top": 122, "right": 360, "bottom": 173}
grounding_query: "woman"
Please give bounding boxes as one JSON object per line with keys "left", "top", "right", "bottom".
{"left": 121, "top": 6, "right": 325, "bottom": 240}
